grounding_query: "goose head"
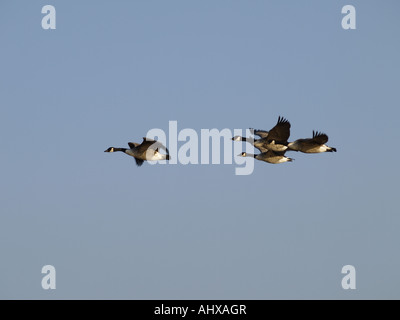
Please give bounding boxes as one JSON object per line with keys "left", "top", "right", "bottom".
{"left": 239, "top": 152, "right": 247, "bottom": 157}
{"left": 104, "top": 147, "right": 114, "bottom": 152}
{"left": 232, "top": 136, "right": 242, "bottom": 141}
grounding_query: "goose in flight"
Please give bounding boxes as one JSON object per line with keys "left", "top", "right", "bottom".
{"left": 287, "top": 131, "right": 337, "bottom": 153}
{"left": 260, "top": 116, "right": 291, "bottom": 152}
{"left": 104, "top": 138, "right": 170, "bottom": 166}
{"left": 231, "top": 116, "right": 291, "bottom": 153}
{"left": 239, "top": 150, "right": 294, "bottom": 164}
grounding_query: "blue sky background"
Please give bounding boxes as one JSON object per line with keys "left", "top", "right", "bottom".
{"left": 1, "top": 0, "right": 399, "bottom": 299}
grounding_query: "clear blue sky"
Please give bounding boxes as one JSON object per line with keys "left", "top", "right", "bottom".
{"left": 1, "top": 0, "right": 399, "bottom": 299}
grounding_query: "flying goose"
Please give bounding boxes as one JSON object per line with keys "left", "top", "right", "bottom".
{"left": 239, "top": 150, "right": 294, "bottom": 164}
{"left": 260, "top": 116, "right": 291, "bottom": 152}
{"left": 231, "top": 117, "right": 290, "bottom": 152}
{"left": 287, "top": 131, "right": 337, "bottom": 153}
{"left": 104, "top": 138, "right": 170, "bottom": 166}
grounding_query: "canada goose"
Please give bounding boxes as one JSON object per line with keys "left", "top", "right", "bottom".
{"left": 287, "top": 131, "right": 337, "bottom": 153}
{"left": 261, "top": 116, "right": 291, "bottom": 152}
{"left": 231, "top": 118, "right": 290, "bottom": 153}
{"left": 104, "top": 138, "right": 170, "bottom": 166}
{"left": 239, "top": 150, "right": 293, "bottom": 164}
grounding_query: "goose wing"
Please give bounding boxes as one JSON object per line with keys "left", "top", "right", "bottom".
{"left": 137, "top": 138, "right": 170, "bottom": 154}
{"left": 312, "top": 131, "right": 329, "bottom": 145}
{"left": 128, "top": 142, "right": 140, "bottom": 149}
{"left": 249, "top": 128, "right": 269, "bottom": 138}
{"left": 134, "top": 158, "right": 144, "bottom": 167}
{"left": 266, "top": 116, "right": 291, "bottom": 143}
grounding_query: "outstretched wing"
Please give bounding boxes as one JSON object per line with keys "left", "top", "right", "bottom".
{"left": 266, "top": 116, "right": 291, "bottom": 143}
{"left": 249, "top": 128, "right": 269, "bottom": 138}
{"left": 312, "top": 131, "right": 329, "bottom": 145}
{"left": 134, "top": 158, "right": 144, "bottom": 167}
{"left": 128, "top": 142, "right": 140, "bottom": 149}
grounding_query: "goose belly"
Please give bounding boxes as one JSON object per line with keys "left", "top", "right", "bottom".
{"left": 287, "top": 141, "right": 301, "bottom": 151}
{"left": 147, "top": 153, "right": 167, "bottom": 161}
{"left": 267, "top": 143, "right": 288, "bottom": 152}
{"left": 305, "top": 145, "right": 329, "bottom": 153}
{"left": 265, "top": 156, "right": 289, "bottom": 164}
{"left": 126, "top": 149, "right": 148, "bottom": 160}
